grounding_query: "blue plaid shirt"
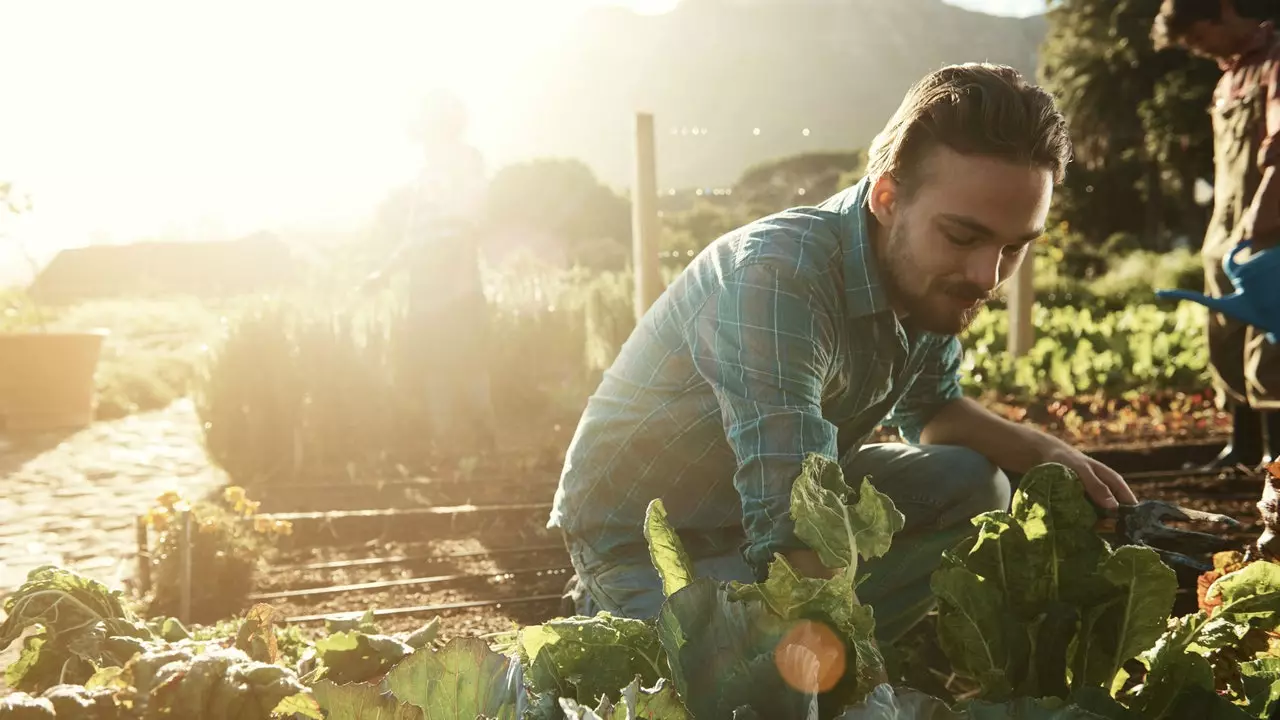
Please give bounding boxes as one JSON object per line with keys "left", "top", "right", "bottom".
{"left": 547, "top": 176, "right": 964, "bottom": 579}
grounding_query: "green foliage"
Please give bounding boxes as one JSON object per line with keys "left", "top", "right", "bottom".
{"left": 516, "top": 614, "right": 666, "bottom": 709}
{"left": 1038, "top": 0, "right": 1217, "bottom": 249}
{"left": 958, "top": 303, "right": 1209, "bottom": 399}
{"left": 933, "top": 464, "right": 1178, "bottom": 703}
{"left": 834, "top": 684, "right": 1114, "bottom": 719}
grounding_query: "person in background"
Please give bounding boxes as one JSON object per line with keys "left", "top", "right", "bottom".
{"left": 364, "top": 88, "right": 497, "bottom": 455}
{"left": 1153, "top": 0, "right": 1280, "bottom": 470}
{"left": 549, "top": 63, "right": 1138, "bottom": 643}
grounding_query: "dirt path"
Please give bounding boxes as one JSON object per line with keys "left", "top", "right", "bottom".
{"left": 0, "top": 399, "right": 226, "bottom": 595}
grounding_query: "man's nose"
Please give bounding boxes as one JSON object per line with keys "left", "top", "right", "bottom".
{"left": 965, "top": 247, "right": 1004, "bottom": 292}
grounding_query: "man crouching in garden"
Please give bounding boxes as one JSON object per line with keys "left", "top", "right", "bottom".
{"left": 547, "top": 63, "right": 1139, "bottom": 643}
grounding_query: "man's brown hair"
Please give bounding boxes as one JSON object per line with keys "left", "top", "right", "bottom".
{"left": 864, "top": 63, "right": 1073, "bottom": 197}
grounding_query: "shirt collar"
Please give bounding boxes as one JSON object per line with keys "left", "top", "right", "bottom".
{"left": 832, "top": 175, "right": 893, "bottom": 319}
{"left": 1222, "top": 20, "right": 1275, "bottom": 72}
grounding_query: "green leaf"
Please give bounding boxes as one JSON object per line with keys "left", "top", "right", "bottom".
{"left": 1011, "top": 464, "right": 1109, "bottom": 607}
{"left": 644, "top": 499, "right": 695, "bottom": 598}
{"left": 1207, "top": 561, "right": 1280, "bottom": 620}
{"left": 1127, "top": 645, "right": 1215, "bottom": 720}
{"left": 403, "top": 618, "right": 441, "bottom": 650}
{"left": 271, "top": 692, "right": 324, "bottom": 720}
{"left": 516, "top": 613, "right": 666, "bottom": 705}
{"left": 730, "top": 558, "right": 884, "bottom": 698}
{"left": 1240, "top": 658, "right": 1280, "bottom": 718}
{"left": 313, "top": 631, "right": 413, "bottom": 685}
{"left": 311, "top": 680, "right": 423, "bottom": 720}
{"left": 1071, "top": 546, "right": 1177, "bottom": 690}
{"left": 931, "top": 566, "right": 1015, "bottom": 700}
{"left": 557, "top": 676, "right": 690, "bottom": 720}
{"left": 789, "top": 454, "right": 904, "bottom": 572}
{"left": 963, "top": 512, "right": 1038, "bottom": 616}
{"left": 657, "top": 578, "right": 813, "bottom": 720}
{"left": 383, "top": 637, "right": 519, "bottom": 720}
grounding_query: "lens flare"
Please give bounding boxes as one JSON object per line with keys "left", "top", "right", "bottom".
{"left": 774, "top": 619, "right": 846, "bottom": 694}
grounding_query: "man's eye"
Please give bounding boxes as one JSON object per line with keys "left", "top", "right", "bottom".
{"left": 946, "top": 233, "right": 976, "bottom": 247}
{"left": 1002, "top": 243, "right": 1032, "bottom": 257}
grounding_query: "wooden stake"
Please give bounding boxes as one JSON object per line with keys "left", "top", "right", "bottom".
{"left": 1007, "top": 251, "right": 1035, "bottom": 357}
{"left": 135, "top": 515, "right": 151, "bottom": 596}
{"left": 632, "top": 112, "right": 662, "bottom": 321}
{"left": 180, "top": 510, "right": 193, "bottom": 624}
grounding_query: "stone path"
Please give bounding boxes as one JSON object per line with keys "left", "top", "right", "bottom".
{"left": 0, "top": 398, "right": 226, "bottom": 594}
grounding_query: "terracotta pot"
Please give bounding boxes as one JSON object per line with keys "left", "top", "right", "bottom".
{"left": 0, "top": 330, "right": 108, "bottom": 431}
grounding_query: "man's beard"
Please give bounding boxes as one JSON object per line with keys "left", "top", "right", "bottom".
{"left": 880, "top": 222, "right": 992, "bottom": 336}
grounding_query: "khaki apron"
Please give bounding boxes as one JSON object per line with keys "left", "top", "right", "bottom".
{"left": 1204, "top": 69, "right": 1280, "bottom": 409}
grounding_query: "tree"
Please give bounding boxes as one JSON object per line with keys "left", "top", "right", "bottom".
{"left": 1039, "top": 0, "right": 1276, "bottom": 251}
{"left": 484, "top": 158, "right": 632, "bottom": 270}
{"left": 733, "top": 151, "right": 865, "bottom": 217}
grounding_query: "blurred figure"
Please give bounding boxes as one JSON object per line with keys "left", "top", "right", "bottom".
{"left": 364, "top": 88, "right": 496, "bottom": 455}
{"left": 1154, "top": 0, "right": 1280, "bottom": 468}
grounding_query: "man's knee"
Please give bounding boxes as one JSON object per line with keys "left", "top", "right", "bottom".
{"left": 938, "top": 447, "right": 1011, "bottom": 524}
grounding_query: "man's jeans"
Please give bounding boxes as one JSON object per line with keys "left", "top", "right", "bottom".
{"left": 562, "top": 443, "right": 1011, "bottom": 644}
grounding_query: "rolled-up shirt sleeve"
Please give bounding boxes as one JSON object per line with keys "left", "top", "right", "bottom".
{"left": 685, "top": 262, "right": 839, "bottom": 580}
{"left": 884, "top": 335, "right": 965, "bottom": 444}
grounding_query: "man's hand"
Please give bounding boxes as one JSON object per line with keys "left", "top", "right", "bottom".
{"left": 921, "top": 398, "right": 1139, "bottom": 510}
{"left": 1033, "top": 436, "right": 1138, "bottom": 510}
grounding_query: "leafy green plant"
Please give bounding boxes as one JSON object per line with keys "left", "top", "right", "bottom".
{"left": 142, "top": 486, "right": 290, "bottom": 624}
{"left": 931, "top": 464, "right": 1178, "bottom": 702}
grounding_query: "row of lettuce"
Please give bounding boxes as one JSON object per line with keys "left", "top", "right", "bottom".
{"left": 1, "top": 460, "right": 1278, "bottom": 718}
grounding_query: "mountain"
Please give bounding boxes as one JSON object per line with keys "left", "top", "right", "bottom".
{"left": 501, "top": 0, "right": 1047, "bottom": 190}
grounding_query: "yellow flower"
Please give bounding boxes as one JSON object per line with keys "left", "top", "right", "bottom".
{"left": 156, "top": 490, "right": 183, "bottom": 509}
{"left": 243, "top": 500, "right": 261, "bottom": 516}
{"left": 274, "top": 520, "right": 293, "bottom": 536}
{"left": 254, "top": 517, "right": 272, "bottom": 534}
{"left": 224, "top": 486, "right": 247, "bottom": 505}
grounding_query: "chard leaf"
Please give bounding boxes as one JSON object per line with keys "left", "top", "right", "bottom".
{"left": 311, "top": 680, "right": 423, "bottom": 719}
{"left": 644, "top": 499, "right": 695, "bottom": 598}
{"left": 833, "top": 684, "right": 1109, "bottom": 719}
{"left": 235, "top": 603, "right": 282, "bottom": 664}
{"left": 383, "top": 637, "right": 519, "bottom": 720}
{"left": 1239, "top": 658, "right": 1280, "bottom": 718}
{"left": 963, "top": 512, "right": 1038, "bottom": 617}
{"left": 1127, "top": 644, "right": 1215, "bottom": 720}
{"left": 1011, "top": 464, "right": 1109, "bottom": 606}
{"left": 313, "top": 631, "right": 413, "bottom": 685}
{"left": 931, "top": 566, "right": 1015, "bottom": 700}
{"left": 1206, "top": 560, "right": 1280, "bottom": 620}
{"left": 657, "top": 578, "right": 813, "bottom": 720}
{"left": 557, "top": 676, "right": 690, "bottom": 720}
{"left": 1021, "top": 602, "right": 1077, "bottom": 700}
{"left": 516, "top": 613, "right": 666, "bottom": 705}
{"left": 403, "top": 618, "right": 440, "bottom": 650}
{"left": 1071, "top": 546, "right": 1177, "bottom": 690}
{"left": 790, "top": 454, "right": 904, "bottom": 572}
{"left": 271, "top": 692, "right": 324, "bottom": 719}
{"left": 731, "top": 558, "right": 885, "bottom": 698}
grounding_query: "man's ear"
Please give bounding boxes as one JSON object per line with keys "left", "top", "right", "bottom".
{"left": 868, "top": 174, "right": 900, "bottom": 228}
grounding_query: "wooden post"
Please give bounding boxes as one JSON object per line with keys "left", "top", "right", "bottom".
{"left": 1007, "top": 252, "right": 1035, "bottom": 357}
{"left": 632, "top": 112, "right": 662, "bottom": 322}
{"left": 135, "top": 515, "right": 151, "bottom": 595}
{"left": 180, "top": 510, "right": 193, "bottom": 624}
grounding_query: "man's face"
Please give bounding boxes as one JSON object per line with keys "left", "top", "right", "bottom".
{"left": 872, "top": 147, "right": 1053, "bottom": 336}
{"left": 1180, "top": 19, "right": 1238, "bottom": 60}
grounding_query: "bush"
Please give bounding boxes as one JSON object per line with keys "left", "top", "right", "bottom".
{"left": 141, "top": 485, "right": 289, "bottom": 624}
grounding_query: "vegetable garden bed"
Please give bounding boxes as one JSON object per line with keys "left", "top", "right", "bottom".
{"left": 3, "top": 460, "right": 1280, "bottom": 719}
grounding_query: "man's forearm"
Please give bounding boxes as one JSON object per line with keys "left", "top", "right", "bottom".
{"left": 918, "top": 397, "right": 1054, "bottom": 474}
